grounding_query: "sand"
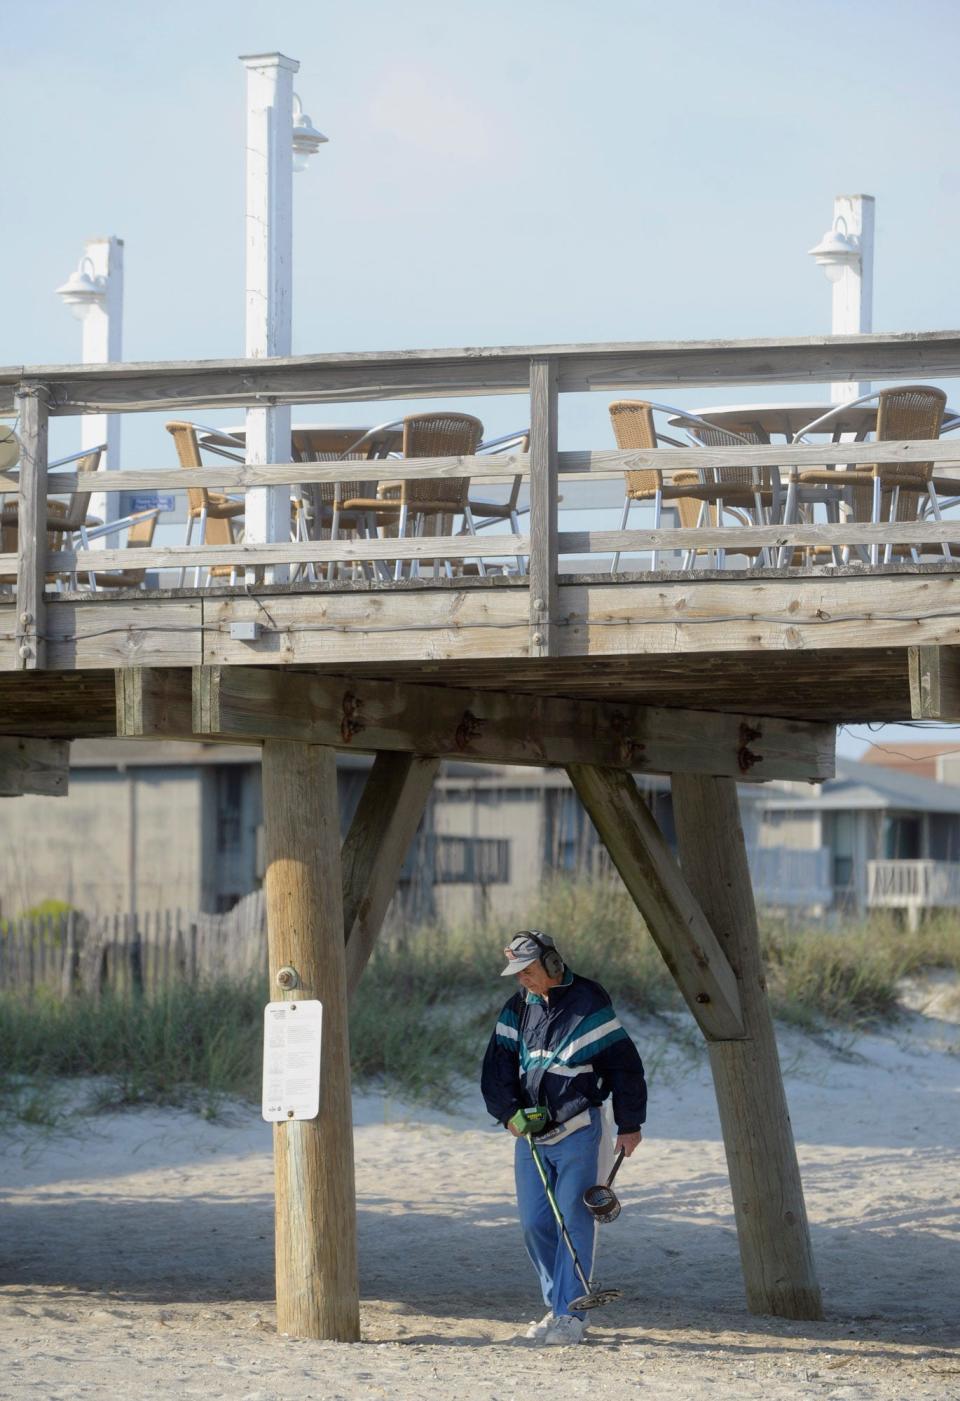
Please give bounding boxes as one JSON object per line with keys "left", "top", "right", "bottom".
{"left": 1, "top": 1001, "right": 959, "bottom": 1401}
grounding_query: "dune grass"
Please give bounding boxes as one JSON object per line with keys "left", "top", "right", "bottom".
{"left": 1, "top": 878, "right": 958, "bottom": 1117}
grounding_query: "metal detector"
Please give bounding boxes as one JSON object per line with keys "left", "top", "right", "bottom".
{"left": 525, "top": 1135, "right": 622, "bottom": 1311}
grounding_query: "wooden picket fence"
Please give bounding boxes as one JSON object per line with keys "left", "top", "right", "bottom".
{"left": 0, "top": 891, "right": 268, "bottom": 1000}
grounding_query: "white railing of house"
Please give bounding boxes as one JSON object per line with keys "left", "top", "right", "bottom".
{"left": 866, "top": 859, "right": 960, "bottom": 909}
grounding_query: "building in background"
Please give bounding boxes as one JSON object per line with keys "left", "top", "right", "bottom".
{"left": 3, "top": 744, "right": 960, "bottom": 928}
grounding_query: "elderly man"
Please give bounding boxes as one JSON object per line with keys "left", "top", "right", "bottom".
{"left": 481, "top": 929, "right": 646, "bottom": 1347}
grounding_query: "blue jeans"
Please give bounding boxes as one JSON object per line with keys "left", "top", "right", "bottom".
{"left": 514, "top": 1108, "right": 602, "bottom": 1320}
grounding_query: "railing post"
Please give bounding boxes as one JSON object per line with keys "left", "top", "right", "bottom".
{"left": 15, "top": 383, "right": 49, "bottom": 671}
{"left": 528, "top": 355, "right": 559, "bottom": 658}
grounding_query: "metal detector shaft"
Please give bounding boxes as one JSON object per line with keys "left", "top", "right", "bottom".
{"left": 526, "top": 1135, "right": 593, "bottom": 1301}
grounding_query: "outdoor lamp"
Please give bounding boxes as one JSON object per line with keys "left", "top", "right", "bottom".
{"left": 55, "top": 256, "right": 106, "bottom": 320}
{"left": 808, "top": 216, "right": 860, "bottom": 284}
{"left": 291, "top": 94, "right": 328, "bottom": 172}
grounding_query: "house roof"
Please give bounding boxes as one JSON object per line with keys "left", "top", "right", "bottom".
{"left": 859, "top": 740, "right": 960, "bottom": 782}
{"left": 761, "top": 757, "right": 960, "bottom": 814}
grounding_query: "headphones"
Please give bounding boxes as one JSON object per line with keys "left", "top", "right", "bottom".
{"left": 516, "top": 929, "right": 564, "bottom": 980}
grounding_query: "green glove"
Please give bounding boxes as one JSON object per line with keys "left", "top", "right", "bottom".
{"left": 508, "top": 1105, "right": 549, "bottom": 1136}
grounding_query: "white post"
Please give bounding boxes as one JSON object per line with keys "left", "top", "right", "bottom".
{"left": 58, "top": 236, "right": 124, "bottom": 535}
{"left": 829, "top": 193, "right": 874, "bottom": 400}
{"left": 828, "top": 194, "right": 874, "bottom": 404}
{"left": 240, "top": 52, "right": 297, "bottom": 582}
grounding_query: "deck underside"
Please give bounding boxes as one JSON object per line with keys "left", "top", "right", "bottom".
{"left": 1, "top": 564, "right": 956, "bottom": 731}
{"left": 0, "top": 643, "right": 919, "bottom": 737}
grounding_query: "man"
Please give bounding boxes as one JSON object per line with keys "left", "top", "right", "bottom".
{"left": 481, "top": 929, "right": 646, "bottom": 1347}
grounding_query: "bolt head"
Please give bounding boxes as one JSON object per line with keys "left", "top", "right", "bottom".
{"left": 19, "top": 612, "right": 32, "bottom": 626}
{"left": 532, "top": 597, "right": 545, "bottom": 611}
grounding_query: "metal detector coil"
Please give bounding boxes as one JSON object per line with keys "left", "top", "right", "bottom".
{"left": 569, "top": 1284, "right": 623, "bottom": 1310}
{"left": 582, "top": 1148, "right": 625, "bottom": 1224}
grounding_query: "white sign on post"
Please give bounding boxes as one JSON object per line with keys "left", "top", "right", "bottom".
{"left": 262, "top": 1000, "right": 323, "bottom": 1122}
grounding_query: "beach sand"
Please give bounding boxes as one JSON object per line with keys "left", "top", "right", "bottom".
{"left": 1, "top": 1003, "right": 958, "bottom": 1401}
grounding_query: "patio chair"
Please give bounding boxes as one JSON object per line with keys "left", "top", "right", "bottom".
{"left": 341, "top": 412, "right": 484, "bottom": 580}
{"left": 465, "top": 430, "right": 529, "bottom": 573}
{"left": 290, "top": 422, "right": 401, "bottom": 582}
{"left": 608, "top": 401, "right": 770, "bottom": 572}
{"left": 0, "top": 425, "right": 18, "bottom": 472}
{"left": 86, "top": 509, "right": 162, "bottom": 590}
{"left": 793, "top": 385, "right": 948, "bottom": 565}
{"left": 165, "top": 421, "right": 246, "bottom": 585}
{"left": 1, "top": 445, "right": 106, "bottom": 587}
{"left": 0, "top": 500, "right": 72, "bottom": 589}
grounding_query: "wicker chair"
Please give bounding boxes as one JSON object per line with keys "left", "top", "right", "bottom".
{"left": 794, "top": 385, "right": 948, "bottom": 565}
{"left": 0, "top": 500, "right": 72, "bottom": 589}
{"left": 465, "top": 430, "right": 529, "bottom": 574}
{"left": 608, "top": 401, "right": 769, "bottom": 571}
{"left": 342, "top": 412, "right": 484, "bottom": 579}
{"left": 165, "top": 421, "right": 245, "bottom": 585}
{"left": 1, "top": 446, "right": 105, "bottom": 588}
{"left": 290, "top": 423, "right": 399, "bottom": 582}
{"left": 90, "top": 510, "right": 160, "bottom": 589}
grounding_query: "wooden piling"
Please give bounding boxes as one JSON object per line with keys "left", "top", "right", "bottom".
{"left": 262, "top": 740, "right": 360, "bottom": 1342}
{"left": 671, "top": 771, "right": 823, "bottom": 1320}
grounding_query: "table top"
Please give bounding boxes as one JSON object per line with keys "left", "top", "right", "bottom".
{"left": 667, "top": 403, "right": 880, "bottom": 440}
{"left": 205, "top": 424, "right": 404, "bottom": 459}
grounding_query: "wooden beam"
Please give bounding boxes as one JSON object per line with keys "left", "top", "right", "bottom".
{"left": 0, "top": 738, "right": 69, "bottom": 797}
{"left": 14, "top": 385, "right": 49, "bottom": 670}
{"left": 908, "top": 645, "right": 960, "bottom": 719}
{"left": 262, "top": 740, "right": 360, "bottom": 1341}
{"left": 4, "top": 329, "right": 960, "bottom": 415}
{"left": 116, "top": 667, "right": 195, "bottom": 737}
{"left": 671, "top": 771, "right": 822, "bottom": 1321}
{"left": 565, "top": 763, "right": 744, "bottom": 1040}
{"left": 186, "top": 666, "right": 835, "bottom": 782}
{"left": 341, "top": 752, "right": 440, "bottom": 997}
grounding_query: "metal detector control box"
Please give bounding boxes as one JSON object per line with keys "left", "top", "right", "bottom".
{"left": 262, "top": 999, "right": 323, "bottom": 1122}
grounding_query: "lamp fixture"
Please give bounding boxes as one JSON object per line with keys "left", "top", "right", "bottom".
{"left": 55, "top": 256, "right": 107, "bottom": 320}
{"left": 808, "top": 215, "right": 861, "bottom": 284}
{"left": 292, "top": 94, "right": 328, "bottom": 172}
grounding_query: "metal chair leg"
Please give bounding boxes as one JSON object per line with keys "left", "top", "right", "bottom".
{"left": 195, "top": 509, "right": 207, "bottom": 588}
{"left": 927, "top": 482, "right": 953, "bottom": 560}
{"left": 394, "top": 503, "right": 409, "bottom": 582}
{"left": 611, "top": 496, "right": 632, "bottom": 574}
{"left": 463, "top": 505, "right": 486, "bottom": 578}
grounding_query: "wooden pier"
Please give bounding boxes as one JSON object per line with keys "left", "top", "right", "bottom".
{"left": 3, "top": 329, "right": 960, "bottom": 1337}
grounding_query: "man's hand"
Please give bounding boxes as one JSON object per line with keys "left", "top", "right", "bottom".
{"left": 507, "top": 1120, "right": 522, "bottom": 1137}
{"left": 616, "top": 1130, "right": 642, "bottom": 1157}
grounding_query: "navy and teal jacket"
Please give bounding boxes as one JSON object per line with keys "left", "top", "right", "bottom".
{"left": 481, "top": 969, "right": 647, "bottom": 1134}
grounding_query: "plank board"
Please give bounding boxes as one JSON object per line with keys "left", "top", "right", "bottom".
{"left": 7, "top": 439, "right": 959, "bottom": 494}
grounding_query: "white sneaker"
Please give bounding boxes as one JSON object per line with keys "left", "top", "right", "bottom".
{"left": 524, "top": 1311, "right": 555, "bottom": 1341}
{"left": 544, "top": 1314, "right": 586, "bottom": 1346}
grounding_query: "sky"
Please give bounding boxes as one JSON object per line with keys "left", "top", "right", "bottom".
{"left": 3, "top": 0, "right": 960, "bottom": 759}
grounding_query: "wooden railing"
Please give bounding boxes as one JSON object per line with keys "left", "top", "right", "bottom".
{"left": 3, "top": 331, "right": 960, "bottom": 671}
